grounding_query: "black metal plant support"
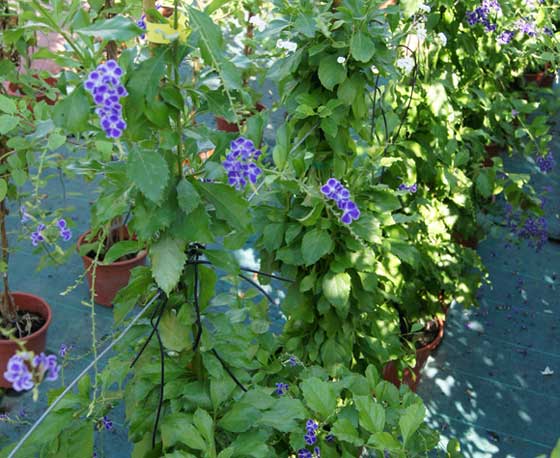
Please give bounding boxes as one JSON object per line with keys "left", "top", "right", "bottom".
{"left": 130, "top": 243, "right": 292, "bottom": 449}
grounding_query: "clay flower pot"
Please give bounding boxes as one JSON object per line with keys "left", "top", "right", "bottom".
{"left": 382, "top": 316, "right": 445, "bottom": 392}
{"left": 215, "top": 102, "right": 266, "bottom": 133}
{"left": 524, "top": 69, "right": 555, "bottom": 88}
{"left": 77, "top": 229, "right": 147, "bottom": 307}
{"left": 0, "top": 292, "right": 52, "bottom": 389}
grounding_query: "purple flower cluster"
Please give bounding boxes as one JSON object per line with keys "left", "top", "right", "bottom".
{"left": 57, "top": 219, "right": 72, "bottom": 241}
{"left": 398, "top": 183, "right": 418, "bottom": 193}
{"left": 274, "top": 382, "right": 289, "bottom": 395}
{"left": 222, "top": 137, "right": 262, "bottom": 189}
{"left": 297, "top": 420, "right": 321, "bottom": 458}
{"left": 498, "top": 30, "right": 514, "bottom": 44}
{"left": 505, "top": 204, "right": 548, "bottom": 251}
{"left": 320, "top": 178, "right": 360, "bottom": 224}
{"left": 466, "top": 0, "right": 501, "bottom": 32}
{"left": 3, "top": 352, "right": 60, "bottom": 392}
{"left": 84, "top": 60, "right": 127, "bottom": 139}
{"left": 515, "top": 19, "right": 537, "bottom": 37}
{"left": 536, "top": 153, "right": 555, "bottom": 173}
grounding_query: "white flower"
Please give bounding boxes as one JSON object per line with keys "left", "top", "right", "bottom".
{"left": 416, "top": 23, "right": 427, "bottom": 43}
{"left": 396, "top": 56, "right": 415, "bottom": 73}
{"left": 437, "top": 32, "right": 447, "bottom": 47}
{"left": 371, "top": 65, "right": 379, "bottom": 74}
{"left": 541, "top": 366, "right": 554, "bottom": 376}
{"left": 418, "top": 3, "right": 431, "bottom": 13}
{"left": 337, "top": 56, "right": 346, "bottom": 64}
{"left": 276, "top": 39, "right": 297, "bottom": 53}
{"left": 249, "top": 15, "right": 266, "bottom": 32}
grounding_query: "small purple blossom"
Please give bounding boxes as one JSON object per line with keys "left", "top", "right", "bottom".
{"left": 274, "top": 382, "right": 289, "bottom": 396}
{"left": 515, "top": 19, "right": 537, "bottom": 37}
{"left": 466, "top": 1, "right": 501, "bottom": 32}
{"left": 325, "top": 433, "right": 334, "bottom": 442}
{"left": 3, "top": 354, "right": 34, "bottom": 392}
{"left": 304, "top": 432, "right": 317, "bottom": 445}
{"left": 32, "top": 352, "right": 60, "bottom": 382}
{"left": 306, "top": 419, "right": 319, "bottom": 432}
{"left": 59, "top": 343, "right": 71, "bottom": 358}
{"left": 320, "top": 178, "right": 360, "bottom": 224}
{"left": 102, "top": 416, "right": 113, "bottom": 431}
{"left": 511, "top": 109, "right": 519, "bottom": 117}
{"left": 298, "top": 450, "right": 312, "bottom": 458}
{"left": 30, "top": 224, "right": 46, "bottom": 247}
{"left": 398, "top": 183, "right": 417, "bottom": 193}
{"left": 287, "top": 355, "right": 298, "bottom": 367}
{"left": 20, "top": 206, "right": 31, "bottom": 224}
{"left": 57, "top": 219, "right": 72, "bottom": 241}
{"left": 536, "top": 153, "right": 555, "bottom": 173}
{"left": 498, "top": 30, "right": 514, "bottom": 44}
{"left": 222, "top": 137, "right": 263, "bottom": 190}
{"left": 313, "top": 447, "right": 321, "bottom": 458}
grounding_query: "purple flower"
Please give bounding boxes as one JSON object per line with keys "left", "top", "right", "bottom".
{"left": 4, "top": 355, "right": 34, "bottom": 392}
{"left": 31, "top": 223, "right": 46, "bottom": 247}
{"left": 306, "top": 419, "right": 319, "bottom": 432}
{"left": 298, "top": 450, "right": 312, "bottom": 458}
{"left": 59, "top": 343, "right": 71, "bottom": 358}
{"left": 515, "top": 19, "right": 537, "bottom": 37}
{"left": 287, "top": 355, "right": 298, "bottom": 367}
{"left": 275, "top": 382, "right": 289, "bottom": 396}
{"left": 466, "top": 1, "right": 501, "bottom": 32}
{"left": 85, "top": 61, "right": 127, "bottom": 139}
{"left": 498, "top": 30, "right": 514, "bottom": 44}
{"left": 222, "top": 137, "right": 262, "bottom": 190}
{"left": 313, "top": 447, "right": 321, "bottom": 458}
{"left": 321, "top": 178, "right": 361, "bottom": 224}
{"left": 304, "top": 432, "right": 316, "bottom": 445}
{"left": 325, "top": 433, "right": 334, "bottom": 442}
{"left": 32, "top": 352, "right": 60, "bottom": 382}
{"left": 20, "top": 206, "right": 31, "bottom": 224}
{"left": 536, "top": 153, "right": 555, "bottom": 173}
{"left": 102, "top": 416, "right": 113, "bottom": 431}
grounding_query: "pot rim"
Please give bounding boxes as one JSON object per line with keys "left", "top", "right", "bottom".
{"left": 0, "top": 291, "right": 52, "bottom": 346}
{"left": 77, "top": 229, "right": 148, "bottom": 268}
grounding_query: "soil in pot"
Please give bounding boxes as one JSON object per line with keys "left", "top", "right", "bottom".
{"left": 77, "top": 227, "right": 147, "bottom": 307}
{"left": 0, "top": 292, "right": 52, "bottom": 389}
{"left": 215, "top": 102, "right": 265, "bottom": 133}
{"left": 382, "top": 316, "right": 445, "bottom": 392}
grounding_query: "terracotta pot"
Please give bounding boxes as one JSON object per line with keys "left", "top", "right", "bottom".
{"left": 382, "top": 316, "right": 445, "bottom": 392}
{"left": 524, "top": 69, "right": 555, "bottom": 88}
{"left": 0, "top": 292, "right": 52, "bottom": 389}
{"left": 77, "top": 229, "right": 147, "bottom": 307}
{"left": 215, "top": 102, "right": 266, "bottom": 133}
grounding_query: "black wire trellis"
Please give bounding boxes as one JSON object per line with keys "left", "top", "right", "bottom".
{"left": 130, "top": 242, "right": 293, "bottom": 449}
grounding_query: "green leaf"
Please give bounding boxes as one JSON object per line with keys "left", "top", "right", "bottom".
{"left": 218, "top": 402, "right": 262, "bottom": 433}
{"left": 159, "top": 308, "right": 191, "bottom": 351}
{"left": 127, "top": 50, "right": 169, "bottom": 110}
{"left": 551, "top": 439, "right": 560, "bottom": 458}
{"left": 399, "top": 403, "right": 426, "bottom": 445}
{"left": 301, "top": 228, "right": 333, "bottom": 266}
{"left": 150, "top": 234, "right": 186, "bottom": 295}
{"left": 0, "top": 95, "right": 17, "bottom": 114}
{"left": 367, "top": 432, "right": 402, "bottom": 451}
{"left": 401, "top": 0, "right": 423, "bottom": 17}
{"left": 0, "top": 179, "right": 7, "bottom": 201}
{"left": 47, "top": 132, "right": 66, "bottom": 150}
{"left": 476, "top": 170, "right": 494, "bottom": 198}
{"left": 103, "top": 240, "right": 143, "bottom": 265}
{"left": 193, "top": 408, "right": 214, "bottom": 444}
{"left": 160, "top": 84, "right": 184, "bottom": 110}
{"left": 0, "top": 115, "right": 18, "bottom": 134}
{"left": 259, "top": 398, "right": 306, "bottom": 432}
{"left": 331, "top": 418, "right": 363, "bottom": 446}
{"left": 177, "top": 179, "right": 201, "bottom": 215}
{"left": 127, "top": 148, "right": 170, "bottom": 205}
{"left": 76, "top": 16, "right": 144, "bottom": 41}
{"left": 354, "top": 396, "right": 385, "bottom": 433}
{"left": 194, "top": 181, "right": 250, "bottom": 230}
{"left": 53, "top": 86, "right": 91, "bottom": 132}
{"left": 161, "top": 413, "right": 207, "bottom": 451}
{"left": 322, "top": 271, "right": 351, "bottom": 315}
{"left": 300, "top": 377, "right": 337, "bottom": 420}
{"left": 318, "top": 55, "right": 347, "bottom": 91}
{"left": 350, "top": 30, "right": 375, "bottom": 62}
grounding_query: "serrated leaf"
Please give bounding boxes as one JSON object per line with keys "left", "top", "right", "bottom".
{"left": 160, "top": 308, "right": 191, "bottom": 352}
{"left": 150, "top": 234, "right": 186, "bottom": 295}
{"left": 47, "top": 132, "right": 66, "bottom": 150}
{"left": 301, "top": 228, "right": 333, "bottom": 266}
{"left": 177, "top": 179, "right": 201, "bottom": 215}
{"left": 354, "top": 396, "right": 385, "bottom": 433}
{"left": 161, "top": 413, "right": 207, "bottom": 451}
{"left": 194, "top": 181, "right": 249, "bottom": 230}
{"left": 127, "top": 148, "right": 170, "bottom": 204}
{"left": 53, "top": 87, "right": 90, "bottom": 132}
{"left": 76, "top": 15, "right": 144, "bottom": 41}
{"left": 399, "top": 403, "right": 426, "bottom": 445}
{"left": 331, "top": 418, "right": 363, "bottom": 446}
{"left": 218, "top": 402, "right": 262, "bottom": 433}
{"left": 300, "top": 377, "right": 337, "bottom": 420}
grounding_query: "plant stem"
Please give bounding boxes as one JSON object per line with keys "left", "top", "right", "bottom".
{"left": 0, "top": 197, "right": 15, "bottom": 320}
{"left": 104, "top": 0, "right": 118, "bottom": 60}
